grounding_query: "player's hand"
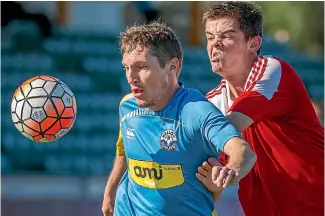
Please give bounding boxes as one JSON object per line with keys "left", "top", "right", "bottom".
{"left": 196, "top": 158, "right": 224, "bottom": 193}
{"left": 102, "top": 190, "right": 116, "bottom": 216}
{"left": 209, "top": 157, "right": 239, "bottom": 188}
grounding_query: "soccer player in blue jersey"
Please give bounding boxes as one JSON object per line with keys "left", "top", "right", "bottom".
{"left": 102, "top": 21, "right": 256, "bottom": 216}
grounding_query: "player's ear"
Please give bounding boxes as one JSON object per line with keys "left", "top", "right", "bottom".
{"left": 248, "top": 35, "right": 262, "bottom": 54}
{"left": 168, "top": 57, "right": 180, "bottom": 75}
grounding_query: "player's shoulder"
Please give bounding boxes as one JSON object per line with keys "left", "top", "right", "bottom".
{"left": 245, "top": 55, "right": 297, "bottom": 90}
{"left": 120, "top": 93, "right": 135, "bottom": 106}
{"left": 255, "top": 55, "right": 296, "bottom": 76}
{"left": 180, "top": 88, "right": 224, "bottom": 128}
{"left": 181, "top": 88, "right": 218, "bottom": 113}
{"left": 253, "top": 55, "right": 282, "bottom": 76}
{"left": 263, "top": 55, "right": 292, "bottom": 66}
{"left": 119, "top": 93, "right": 137, "bottom": 115}
{"left": 181, "top": 88, "right": 208, "bottom": 103}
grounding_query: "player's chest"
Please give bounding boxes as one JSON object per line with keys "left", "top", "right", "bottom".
{"left": 120, "top": 110, "right": 189, "bottom": 160}
{"left": 120, "top": 109, "right": 208, "bottom": 190}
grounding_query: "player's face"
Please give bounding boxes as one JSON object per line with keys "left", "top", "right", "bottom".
{"left": 122, "top": 45, "right": 171, "bottom": 108}
{"left": 205, "top": 17, "right": 252, "bottom": 76}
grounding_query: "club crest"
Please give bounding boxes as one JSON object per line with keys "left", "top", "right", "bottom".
{"left": 160, "top": 129, "right": 178, "bottom": 151}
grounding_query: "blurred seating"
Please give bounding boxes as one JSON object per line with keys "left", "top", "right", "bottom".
{"left": 1, "top": 22, "right": 324, "bottom": 176}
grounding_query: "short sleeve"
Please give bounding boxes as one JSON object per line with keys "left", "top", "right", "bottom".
{"left": 229, "top": 57, "right": 294, "bottom": 122}
{"left": 185, "top": 98, "right": 242, "bottom": 154}
{"left": 202, "top": 103, "right": 242, "bottom": 153}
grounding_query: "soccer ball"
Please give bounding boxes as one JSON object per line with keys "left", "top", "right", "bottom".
{"left": 11, "top": 75, "right": 77, "bottom": 142}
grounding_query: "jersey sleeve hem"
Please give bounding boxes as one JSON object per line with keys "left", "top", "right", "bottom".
{"left": 218, "top": 134, "right": 242, "bottom": 152}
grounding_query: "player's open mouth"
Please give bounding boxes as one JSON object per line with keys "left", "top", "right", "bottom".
{"left": 211, "top": 52, "right": 219, "bottom": 62}
{"left": 132, "top": 88, "right": 144, "bottom": 94}
{"left": 132, "top": 88, "right": 144, "bottom": 97}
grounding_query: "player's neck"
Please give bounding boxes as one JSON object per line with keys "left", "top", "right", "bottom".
{"left": 225, "top": 56, "right": 257, "bottom": 100}
{"left": 152, "top": 83, "right": 180, "bottom": 111}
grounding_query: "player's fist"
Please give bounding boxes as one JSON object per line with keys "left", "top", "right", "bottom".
{"left": 102, "top": 190, "right": 116, "bottom": 216}
{"left": 210, "top": 157, "right": 239, "bottom": 188}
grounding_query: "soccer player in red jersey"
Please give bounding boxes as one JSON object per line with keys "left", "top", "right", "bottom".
{"left": 196, "top": 2, "right": 324, "bottom": 216}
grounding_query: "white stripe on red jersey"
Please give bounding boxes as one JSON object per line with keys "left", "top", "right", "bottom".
{"left": 206, "top": 55, "right": 281, "bottom": 114}
{"left": 206, "top": 79, "right": 226, "bottom": 98}
{"left": 206, "top": 79, "right": 228, "bottom": 115}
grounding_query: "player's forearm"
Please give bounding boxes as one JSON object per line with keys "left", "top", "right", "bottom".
{"left": 224, "top": 137, "right": 256, "bottom": 180}
{"left": 105, "top": 156, "right": 127, "bottom": 193}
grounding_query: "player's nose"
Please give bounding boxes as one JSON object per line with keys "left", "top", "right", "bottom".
{"left": 211, "top": 37, "right": 222, "bottom": 48}
{"left": 126, "top": 69, "right": 139, "bottom": 84}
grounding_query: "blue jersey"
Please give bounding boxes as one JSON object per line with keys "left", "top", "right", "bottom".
{"left": 114, "top": 84, "right": 242, "bottom": 216}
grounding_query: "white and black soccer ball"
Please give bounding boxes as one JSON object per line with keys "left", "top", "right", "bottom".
{"left": 11, "top": 75, "right": 77, "bottom": 142}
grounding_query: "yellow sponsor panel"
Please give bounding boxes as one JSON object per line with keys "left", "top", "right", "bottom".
{"left": 129, "top": 158, "right": 184, "bottom": 189}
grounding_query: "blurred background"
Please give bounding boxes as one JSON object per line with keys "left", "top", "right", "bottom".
{"left": 1, "top": 1, "right": 324, "bottom": 216}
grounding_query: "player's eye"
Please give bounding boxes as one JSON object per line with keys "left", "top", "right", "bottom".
{"left": 123, "top": 66, "right": 129, "bottom": 71}
{"left": 137, "top": 65, "right": 147, "bottom": 70}
{"left": 223, "top": 34, "right": 233, "bottom": 39}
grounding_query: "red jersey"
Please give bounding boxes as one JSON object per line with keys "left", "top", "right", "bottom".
{"left": 206, "top": 56, "right": 324, "bottom": 216}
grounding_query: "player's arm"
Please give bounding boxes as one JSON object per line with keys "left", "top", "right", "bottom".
{"left": 226, "top": 57, "right": 293, "bottom": 132}
{"left": 202, "top": 103, "right": 256, "bottom": 188}
{"left": 196, "top": 101, "right": 256, "bottom": 188}
{"left": 103, "top": 94, "right": 132, "bottom": 216}
{"left": 209, "top": 131, "right": 256, "bottom": 188}
{"left": 102, "top": 128, "right": 127, "bottom": 216}
{"left": 222, "top": 136, "right": 256, "bottom": 184}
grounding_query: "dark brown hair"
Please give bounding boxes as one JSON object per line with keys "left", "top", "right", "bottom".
{"left": 203, "top": 1, "right": 263, "bottom": 54}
